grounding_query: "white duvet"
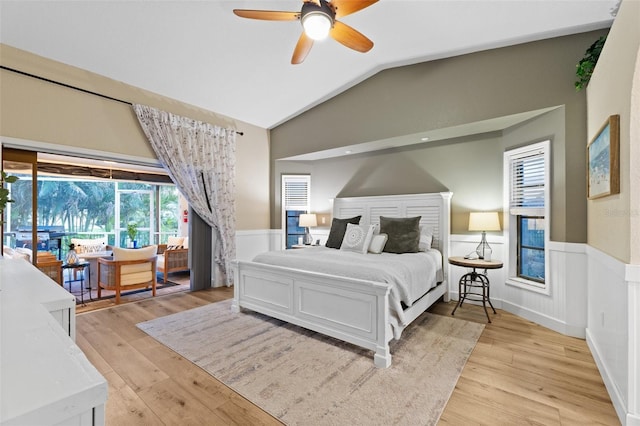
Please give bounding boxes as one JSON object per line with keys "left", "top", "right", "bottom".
{"left": 252, "top": 246, "right": 443, "bottom": 338}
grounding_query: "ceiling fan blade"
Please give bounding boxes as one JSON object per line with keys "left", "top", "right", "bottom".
{"left": 332, "top": 0, "right": 379, "bottom": 19}
{"left": 330, "top": 20, "right": 374, "bottom": 53}
{"left": 233, "top": 10, "right": 300, "bottom": 21}
{"left": 291, "top": 32, "right": 314, "bottom": 64}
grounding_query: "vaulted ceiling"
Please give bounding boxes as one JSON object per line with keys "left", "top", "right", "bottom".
{"left": 1, "top": 1, "right": 617, "bottom": 129}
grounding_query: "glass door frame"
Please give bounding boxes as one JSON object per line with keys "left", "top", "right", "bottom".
{"left": 115, "top": 185, "right": 155, "bottom": 248}
{"left": 1, "top": 148, "right": 38, "bottom": 264}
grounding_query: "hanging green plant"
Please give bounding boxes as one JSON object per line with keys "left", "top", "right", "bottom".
{"left": 575, "top": 35, "right": 607, "bottom": 91}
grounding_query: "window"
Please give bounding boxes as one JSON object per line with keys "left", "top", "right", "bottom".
{"left": 282, "top": 175, "right": 310, "bottom": 249}
{"left": 504, "top": 140, "right": 550, "bottom": 293}
{"left": 518, "top": 216, "right": 545, "bottom": 282}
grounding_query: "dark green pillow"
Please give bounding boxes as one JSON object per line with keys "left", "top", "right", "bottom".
{"left": 325, "top": 216, "right": 362, "bottom": 249}
{"left": 380, "top": 216, "right": 421, "bottom": 253}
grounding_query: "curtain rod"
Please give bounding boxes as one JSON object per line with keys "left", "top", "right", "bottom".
{"left": 1, "top": 65, "right": 244, "bottom": 135}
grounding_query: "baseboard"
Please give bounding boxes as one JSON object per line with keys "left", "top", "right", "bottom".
{"left": 501, "top": 299, "right": 585, "bottom": 338}
{"left": 447, "top": 291, "right": 585, "bottom": 338}
{"left": 586, "top": 328, "right": 629, "bottom": 424}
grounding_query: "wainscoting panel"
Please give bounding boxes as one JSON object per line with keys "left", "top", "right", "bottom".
{"left": 626, "top": 263, "right": 640, "bottom": 425}
{"left": 449, "top": 236, "right": 588, "bottom": 337}
{"left": 235, "top": 230, "right": 282, "bottom": 261}
{"left": 586, "top": 245, "right": 636, "bottom": 425}
{"left": 215, "top": 230, "right": 282, "bottom": 288}
{"left": 502, "top": 242, "right": 586, "bottom": 337}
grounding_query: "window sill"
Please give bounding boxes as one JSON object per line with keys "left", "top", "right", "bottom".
{"left": 506, "top": 276, "right": 550, "bottom": 295}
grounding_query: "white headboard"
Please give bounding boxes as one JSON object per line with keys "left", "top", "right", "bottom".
{"left": 333, "top": 192, "right": 452, "bottom": 262}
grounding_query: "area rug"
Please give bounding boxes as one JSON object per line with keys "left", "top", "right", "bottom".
{"left": 137, "top": 300, "right": 484, "bottom": 425}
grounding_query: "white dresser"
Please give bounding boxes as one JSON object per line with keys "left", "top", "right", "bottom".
{"left": 0, "top": 257, "right": 108, "bottom": 425}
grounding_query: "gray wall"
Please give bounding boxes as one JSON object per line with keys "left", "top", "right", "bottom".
{"left": 270, "top": 30, "right": 609, "bottom": 242}
{"left": 275, "top": 108, "right": 564, "bottom": 235}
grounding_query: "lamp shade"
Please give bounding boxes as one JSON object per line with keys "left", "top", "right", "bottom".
{"left": 468, "top": 212, "right": 501, "bottom": 231}
{"left": 299, "top": 213, "right": 317, "bottom": 227}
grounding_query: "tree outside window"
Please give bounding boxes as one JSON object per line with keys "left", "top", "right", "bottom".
{"left": 5, "top": 176, "right": 182, "bottom": 257}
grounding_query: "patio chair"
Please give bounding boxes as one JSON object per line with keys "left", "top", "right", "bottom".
{"left": 156, "top": 236, "right": 189, "bottom": 283}
{"left": 97, "top": 245, "right": 157, "bottom": 304}
{"left": 36, "top": 252, "right": 63, "bottom": 285}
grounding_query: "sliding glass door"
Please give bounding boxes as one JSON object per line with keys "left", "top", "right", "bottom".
{"left": 2, "top": 148, "right": 38, "bottom": 263}
{"left": 2, "top": 148, "right": 183, "bottom": 262}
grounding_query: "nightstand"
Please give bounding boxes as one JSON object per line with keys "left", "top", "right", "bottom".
{"left": 449, "top": 256, "right": 503, "bottom": 323}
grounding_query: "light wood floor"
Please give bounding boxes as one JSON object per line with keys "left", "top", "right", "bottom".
{"left": 76, "top": 289, "right": 620, "bottom": 425}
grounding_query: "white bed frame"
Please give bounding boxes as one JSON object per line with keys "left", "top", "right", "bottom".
{"left": 231, "top": 192, "right": 452, "bottom": 368}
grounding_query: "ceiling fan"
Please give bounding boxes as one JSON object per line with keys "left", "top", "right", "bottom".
{"left": 233, "top": 0, "right": 378, "bottom": 64}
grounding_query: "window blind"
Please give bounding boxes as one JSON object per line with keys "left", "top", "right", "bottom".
{"left": 509, "top": 149, "right": 545, "bottom": 216}
{"left": 283, "top": 175, "right": 310, "bottom": 211}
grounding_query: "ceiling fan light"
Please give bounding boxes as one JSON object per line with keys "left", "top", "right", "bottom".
{"left": 302, "top": 12, "right": 331, "bottom": 40}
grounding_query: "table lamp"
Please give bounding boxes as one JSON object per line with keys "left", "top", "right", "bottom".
{"left": 468, "top": 212, "right": 501, "bottom": 260}
{"left": 299, "top": 213, "right": 317, "bottom": 245}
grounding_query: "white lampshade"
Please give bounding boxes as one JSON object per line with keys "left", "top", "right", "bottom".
{"left": 299, "top": 213, "right": 318, "bottom": 227}
{"left": 468, "top": 212, "right": 501, "bottom": 232}
{"left": 302, "top": 12, "right": 332, "bottom": 40}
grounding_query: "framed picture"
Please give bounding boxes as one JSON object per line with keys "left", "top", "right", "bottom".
{"left": 587, "top": 114, "right": 620, "bottom": 200}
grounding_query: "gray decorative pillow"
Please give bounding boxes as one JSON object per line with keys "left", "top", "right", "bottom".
{"left": 380, "top": 216, "right": 421, "bottom": 254}
{"left": 340, "top": 224, "right": 375, "bottom": 254}
{"left": 325, "top": 216, "right": 362, "bottom": 249}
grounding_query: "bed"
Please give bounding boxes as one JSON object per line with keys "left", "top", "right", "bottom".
{"left": 231, "top": 192, "right": 452, "bottom": 368}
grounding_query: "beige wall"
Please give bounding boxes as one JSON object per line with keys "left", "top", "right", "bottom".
{"left": 586, "top": 0, "right": 640, "bottom": 264}
{"left": 0, "top": 44, "right": 270, "bottom": 230}
{"left": 271, "top": 30, "right": 609, "bottom": 242}
{"left": 633, "top": 51, "right": 640, "bottom": 265}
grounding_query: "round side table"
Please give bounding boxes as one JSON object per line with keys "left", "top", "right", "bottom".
{"left": 449, "top": 256, "right": 503, "bottom": 323}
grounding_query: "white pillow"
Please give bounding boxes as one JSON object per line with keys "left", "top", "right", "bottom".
{"left": 167, "top": 236, "right": 184, "bottom": 247}
{"left": 113, "top": 245, "right": 157, "bottom": 261}
{"left": 368, "top": 233, "right": 388, "bottom": 254}
{"left": 340, "top": 224, "right": 375, "bottom": 254}
{"left": 71, "top": 237, "right": 108, "bottom": 254}
{"left": 182, "top": 237, "right": 189, "bottom": 249}
{"left": 418, "top": 226, "right": 433, "bottom": 251}
{"left": 14, "top": 247, "right": 33, "bottom": 260}
{"left": 371, "top": 223, "right": 381, "bottom": 234}
{"left": 3, "top": 246, "right": 30, "bottom": 261}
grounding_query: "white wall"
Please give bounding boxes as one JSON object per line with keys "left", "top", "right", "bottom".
{"left": 235, "top": 230, "right": 282, "bottom": 262}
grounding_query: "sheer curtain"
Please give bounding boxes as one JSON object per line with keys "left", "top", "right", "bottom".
{"left": 133, "top": 104, "right": 236, "bottom": 286}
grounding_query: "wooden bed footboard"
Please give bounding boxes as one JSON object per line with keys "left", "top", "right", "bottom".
{"left": 232, "top": 260, "right": 395, "bottom": 367}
